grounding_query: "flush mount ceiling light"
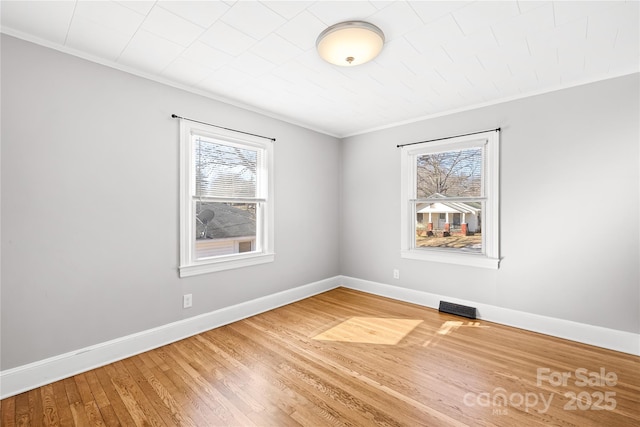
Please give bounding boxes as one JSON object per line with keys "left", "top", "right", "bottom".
{"left": 316, "top": 21, "right": 385, "bottom": 67}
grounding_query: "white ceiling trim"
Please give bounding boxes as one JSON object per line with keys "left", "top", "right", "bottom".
{"left": 0, "top": 26, "right": 341, "bottom": 138}
{"left": 342, "top": 68, "right": 639, "bottom": 139}
{"left": 2, "top": 0, "right": 638, "bottom": 140}
{"left": 5, "top": 22, "right": 636, "bottom": 140}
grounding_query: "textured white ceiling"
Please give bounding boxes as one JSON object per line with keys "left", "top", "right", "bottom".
{"left": 1, "top": 0, "right": 638, "bottom": 137}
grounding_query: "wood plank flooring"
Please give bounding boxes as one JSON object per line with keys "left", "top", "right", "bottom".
{"left": 1, "top": 287, "right": 639, "bottom": 426}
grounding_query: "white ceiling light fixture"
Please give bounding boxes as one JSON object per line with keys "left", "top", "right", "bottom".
{"left": 316, "top": 21, "right": 385, "bottom": 67}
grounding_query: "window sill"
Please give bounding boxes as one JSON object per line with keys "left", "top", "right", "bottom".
{"left": 401, "top": 249, "right": 500, "bottom": 269}
{"left": 179, "top": 253, "right": 275, "bottom": 277}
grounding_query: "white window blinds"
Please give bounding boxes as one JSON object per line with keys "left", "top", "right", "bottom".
{"left": 194, "top": 136, "right": 260, "bottom": 199}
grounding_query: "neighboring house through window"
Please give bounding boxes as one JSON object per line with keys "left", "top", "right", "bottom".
{"left": 400, "top": 129, "right": 500, "bottom": 268}
{"left": 179, "top": 119, "right": 274, "bottom": 277}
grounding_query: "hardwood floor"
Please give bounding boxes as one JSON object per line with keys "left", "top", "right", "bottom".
{"left": 2, "top": 287, "right": 639, "bottom": 426}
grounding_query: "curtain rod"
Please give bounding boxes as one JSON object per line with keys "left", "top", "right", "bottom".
{"left": 171, "top": 114, "right": 276, "bottom": 142}
{"left": 396, "top": 127, "right": 500, "bottom": 148}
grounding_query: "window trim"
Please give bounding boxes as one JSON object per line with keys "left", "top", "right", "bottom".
{"left": 400, "top": 129, "right": 500, "bottom": 269}
{"left": 179, "top": 120, "right": 274, "bottom": 277}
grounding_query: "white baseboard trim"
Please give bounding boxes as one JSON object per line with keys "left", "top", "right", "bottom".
{"left": 339, "top": 275, "right": 640, "bottom": 357}
{"left": 0, "top": 276, "right": 341, "bottom": 399}
{"left": 3, "top": 275, "right": 637, "bottom": 399}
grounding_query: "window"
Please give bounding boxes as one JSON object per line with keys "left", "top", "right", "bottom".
{"left": 400, "top": 130, "right": 500, "bottom": 268}
{"left": 179, "top": 120, "right": 274, "bottom": 277}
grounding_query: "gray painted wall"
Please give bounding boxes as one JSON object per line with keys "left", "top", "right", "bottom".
{"left": 341, "top": 73, "right": 639, "bottom": 334}
{"left": 1, "top": 36, "right": 341, "bottom": 370}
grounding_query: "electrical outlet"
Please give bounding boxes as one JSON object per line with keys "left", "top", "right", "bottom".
{"left": 183, "top": 294, "right": 193, "bottom": 309}
{"left": 393, "top": 269, "right": 400, "bottom": 279}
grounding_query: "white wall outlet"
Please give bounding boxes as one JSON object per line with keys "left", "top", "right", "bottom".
{"left": 393, "top": 269, "right": 400, "bottom": 279}
{"left": 183, "top": 293, "right": 193, "bottom": 309}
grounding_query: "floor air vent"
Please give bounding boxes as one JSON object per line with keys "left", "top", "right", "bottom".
{"left": 438, "top": 301, "right": 477, "bottom": 319}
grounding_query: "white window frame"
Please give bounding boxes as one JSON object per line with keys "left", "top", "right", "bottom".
{"left": 400, "top": 130, "right": 500, "bottom": 269}
{"left": 179, "top": 120, "right": 274, "bottom": 277}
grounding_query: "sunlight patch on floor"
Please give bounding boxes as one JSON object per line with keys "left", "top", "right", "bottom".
{"left": 312, "top": 317, "right": 423, "bottom": 345}
{"left": 423, "top": 320, "right": 490, "bottom": 347}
